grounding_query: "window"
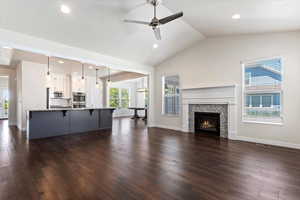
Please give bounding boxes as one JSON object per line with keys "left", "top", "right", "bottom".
{"left": 243, "top": 58, "right": 283, "bottom": 123}
{"left": 109, "top": 88, "right": 130, "bottom": 108}
{"left": 121, "top": 88, "right": 129, "bottom": 108}
{"left": 245, "top": 72, "right": 251, "bottom": 86}
{"left": 162, "top": 75, "right": 180, "bottom": 115}
{"left": 262, "top": 95, "right": 272, "bottom": 107}
{"left": 109, "top": 88, "right": 120, "bottom": 108}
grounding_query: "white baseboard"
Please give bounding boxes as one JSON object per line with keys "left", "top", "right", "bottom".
{"left": 228, "top": 131, "right": 237, "bottom": 140}
{"left": 9, "top": 122, "right": 17, "bottom": 126}
{"left": 152, "top": 124, "right": 183, "bottom": 132}
{"left": 234, "top": 136, "right": 300, "bottom": 150}
{"left": 147, "top": 121, "right": 155, "bottom": 128}
{"left": 152, "top": 124, "right": 300, "bottom": 150}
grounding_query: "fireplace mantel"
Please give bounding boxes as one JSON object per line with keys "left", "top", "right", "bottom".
{"left": 181, "top": 84, "right": 237, "bottom": 91}
{"left": 181, "top": 84, "right": 238, "bottom": 140}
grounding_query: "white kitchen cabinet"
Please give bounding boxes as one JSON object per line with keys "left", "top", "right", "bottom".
{"left": 71, "top": 75, "right": 86, "bottom": 93}
{"left": 50, "top": 73, "right": 71, "bottom": 98}
{"left": 85, "top": 76, "right": 103, "bottom": 108}
{"left": 50, "top": 74, "right": 103, "bottom": 108}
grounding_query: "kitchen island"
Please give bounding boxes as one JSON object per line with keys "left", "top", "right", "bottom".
{"left": 27, "top": 108, "right": 115, "bottom": 140}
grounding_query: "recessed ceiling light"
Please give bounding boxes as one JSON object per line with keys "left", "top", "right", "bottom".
{"left": 232, "top": 14, "right": 241, "bottom": 20}
{"left": 60, "top": 5, "right": 71, "bottom": 14}
{"left": 2, "top": 46, "right": 12, "bottom": 49}
{"left": 58, "top": 60, "right": 64, "bottom": 64}
{"left": 153, "top": 44, "right": 158, "bottom": 49}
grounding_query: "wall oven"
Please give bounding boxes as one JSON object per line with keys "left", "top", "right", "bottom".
{"left": 73, "top": 92, "right": 86, "bottom": 108}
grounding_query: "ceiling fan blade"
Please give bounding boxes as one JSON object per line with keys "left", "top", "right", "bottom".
{"left": 159, "top": 12, "right": 183, "bottom": 25}
{"left": 153, "top": 27, "right": 161, "bottom": 40}
{"left": 124, "top": 19, "right": 149, "bottom": 25}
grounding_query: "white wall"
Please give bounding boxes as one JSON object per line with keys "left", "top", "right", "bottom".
{"left": 154, "top": 31, "right": 300, "bottom": 146}
{"left": 17, "top": 61, "right": 47, "bottom": 130}
{"left": 0, "top": 76, "right": 8, "bottom": 87}
{"left": 16, "top": 62, "right": 22, "bottom": 129}
{"left": 85, "top": 75, "right": 103, "bottom": 108}
{"left": 0, "top": 65, "right": 17, "bottom": 125}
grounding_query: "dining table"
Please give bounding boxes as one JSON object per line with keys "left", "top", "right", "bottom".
{"left": 128, "top": 107, "right": 147, "bottom": 120}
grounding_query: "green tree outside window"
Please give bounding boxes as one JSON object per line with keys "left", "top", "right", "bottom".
{"left": 109, "top": 88, "right": 130, "bottom": 108}
{"left": 121, "top": 88, "right": 129, "bottom": 108}
{"left": 109, "top": 88, "right": 120, "bottom": 108}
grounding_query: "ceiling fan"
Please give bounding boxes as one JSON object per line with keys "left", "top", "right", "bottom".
{"left": 124, "top": 0, "right": 183, "bottom": 40}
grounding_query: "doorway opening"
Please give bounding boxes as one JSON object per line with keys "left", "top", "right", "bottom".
{"left": 108, "top": 75, "right": 148, "bottom": 121}
{"left": 0, "top": 76, "right": 9, "bottom": 120}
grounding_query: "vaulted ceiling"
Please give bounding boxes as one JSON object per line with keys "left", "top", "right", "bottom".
{"left": 164, "top": 0, "right": 300, "bottom": 36}
{"left": 0, "top": 0, "right": 299, "bottom": 67}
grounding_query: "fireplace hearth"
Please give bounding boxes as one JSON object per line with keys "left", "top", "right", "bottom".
{"left": 194, "top": 112, "right": 220, "bottom": 136}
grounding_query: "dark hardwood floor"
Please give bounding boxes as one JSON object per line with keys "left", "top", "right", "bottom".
{"left": 1, "top": 118, "right": 300, "bottom": 200}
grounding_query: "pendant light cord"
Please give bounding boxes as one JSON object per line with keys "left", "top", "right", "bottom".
{"left": 108, "top": 67, "right": 111, "bottom": 82}
{"left": 47, "top": 56, "right": 50, "bottom": 75}
{"left": 81, "top": 63, "right": 84, "bottom": 80}
{"left": 96, "top": 69, "right": 99, "bottom": 85}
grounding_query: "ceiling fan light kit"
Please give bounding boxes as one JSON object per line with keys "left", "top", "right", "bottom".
{"left": 124, "top": 0, "right": 183, "bottom": 40}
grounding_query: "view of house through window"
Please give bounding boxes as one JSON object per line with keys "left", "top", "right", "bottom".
{"left": 162, "top": 75, "right": 180, "bottom": 115}
{"left": 109, "top": 88, "right": 130, "bottom": 108}
{"left": 243, "top": 58, "right": 283, "bottom": 123}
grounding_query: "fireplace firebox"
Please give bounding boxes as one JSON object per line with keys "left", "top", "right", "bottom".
{"left": 194, "top": 112, "right": 220, "bottom": 136}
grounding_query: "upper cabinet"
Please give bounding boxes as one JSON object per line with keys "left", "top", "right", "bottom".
{"left": 70, "top": 75, "right": 103, "bottom": 107}
{"left": 50, "top": 73, "right": 71, "bottom": 98}
{"left": 85, "top": 76, "right": 103, "bottom": 108}
{"left": 71, "top": 74, "right": 86, "bottom": 93}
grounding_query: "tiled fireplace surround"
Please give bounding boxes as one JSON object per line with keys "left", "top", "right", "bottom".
{"left": 189, "top": 104, "right": 228, "bottom": 137}
{"left": 181, "top": 85, "right": 237, "bottom": 139}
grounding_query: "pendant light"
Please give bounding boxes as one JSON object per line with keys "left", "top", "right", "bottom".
{"left": 95, "top": 68, "right": 99, "bottom": 88}
{"left": 81, "top": 62, "right": 85, "bottom": 82}
{"left": 107, "top": 67, "right": 111, "bottom": 83}
{"left": 137, "top": 77, "right": 148, "bottom": 93}
{"left": 46, "top": 56, "right": 51, "bottom": 82}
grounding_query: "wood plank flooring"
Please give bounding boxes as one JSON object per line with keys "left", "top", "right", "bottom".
{"left": 0, "top": 118, "right": 300, "bottom": 200}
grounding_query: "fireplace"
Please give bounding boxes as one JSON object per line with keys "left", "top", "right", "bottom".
{"left": 182, "top": 85, "right": 236, "bottom": 138}
{"left": 194, "top": 112, "right": 220, "bottom": 136}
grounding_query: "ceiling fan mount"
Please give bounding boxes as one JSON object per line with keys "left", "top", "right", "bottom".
{"left": 147, "top": 0, "right": 162, "bottom": 7}
{"left": 124, "top": 0, "right": 183, "bottom": 40}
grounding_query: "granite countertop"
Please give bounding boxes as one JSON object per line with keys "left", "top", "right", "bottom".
{"left": 28, "top": 107, "right": 115, "bottom": 112}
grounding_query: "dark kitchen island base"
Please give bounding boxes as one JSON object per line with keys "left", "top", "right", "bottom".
{"left": 26, "top": 108, "right": 114, "bottom": 140}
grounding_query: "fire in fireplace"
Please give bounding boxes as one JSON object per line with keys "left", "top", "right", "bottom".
{"left": 194, "top": 112, "right": 220, "bottom": 136}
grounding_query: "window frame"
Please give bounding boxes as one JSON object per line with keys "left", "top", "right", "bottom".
{"left": 108, "top": 87, "right": 131, "bottom": 109}
{"left": 246, "top": 94, "right": 274, "bottom": 108}
{"left": 120, "top": 88, "right": 130, "bottom": 108}
{"left": 242, "top": 56, "right": 284, "bottom": 125}
{"left": 261, "top": 95, "right": 273, "bottom": 108}
{"left": 161, "top": 74, "right": 180, "bottom": 117}
{"left": 245, "top": 72, "right": 252, "bottom": 86}
{"left": 108, "top": 87, "right": 120, "bottom": 108}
